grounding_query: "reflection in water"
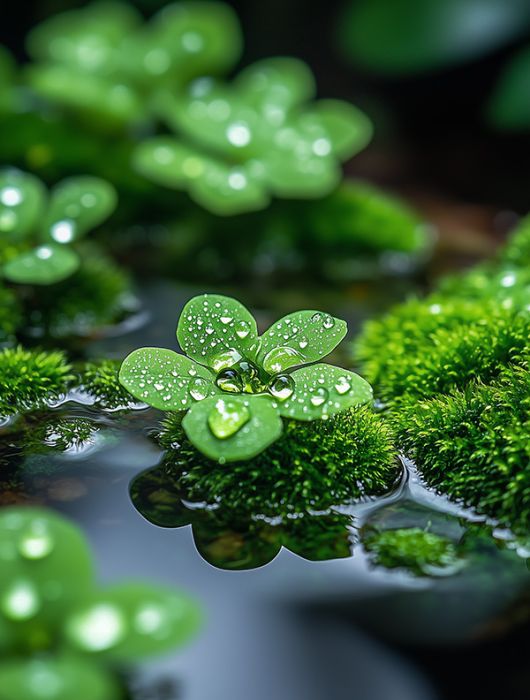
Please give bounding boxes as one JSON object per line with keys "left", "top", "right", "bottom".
{"left": 130, "top": 460, "right": 354, "bottom": 570}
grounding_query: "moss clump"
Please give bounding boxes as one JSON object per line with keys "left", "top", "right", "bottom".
{"left": 356, "top": 298, "right": 528, "bottom": 405}
{"left": 24, "top": 416, "right": 100, "bottom": 454}
{"left": 80, "top": 359, "right": 134, "bottom": 409}
{"left": 0, "top": 285, "right": 22, "bottom": 342}
{"left": 158, "top": 406, "right": 399, "bottom": 517}
{"left": 500, "top": 215, "right": 530, "bottom": 267}
{"left": 395, "top": 363, "right": 530, "bottom": 535}
{"left": 27, "top": 247, "right": 133, "bottom": 338}
{"left": 0, "top": 346, "right": 73, "bottom": 415}
{"left": 363, "top": 527, "right": 459, "bottom": 576}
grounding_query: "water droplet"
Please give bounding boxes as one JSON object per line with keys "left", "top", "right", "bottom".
{"left": 235, "top": 320, "right": 250, "bottom": 339}
{"left": 298, "top": 337, "right": 308, "bottom": 349}
{"left": 18, "top": 520, "right": 54, "bottom": 560}
{"left": 215, "top": 368, "right": 243, "bottom": 393}
{"left": 220, "top": 316, "right": 233, "bottom": 325}
{"left": 310, "top": 388, "right": 329, "bottom": 407}
{"left": 263, "top": 346, "right": 304, "bottom": 374}
{"left": 268, "top": 374, "right": 295, "bottom": 401}
{"left": 2, "top": 580, "right": 40, "bottom": 620}
{"left": 311, "top": 312, "right": 323, "bottom": 323}
{"left": 323, "top": 314, "right": 335, "bottom": 329}
{"left": 334, "top": 377, "right": 351, "bottom": 395}
{"left": 68, "top": 603, "right": 125, "bottom": 651}
{"left": 208, "top": 398, "right": 250, "bottom": 439}
{"left": 189, "top": 377, "right": 210, "bottom": 401}
{"left": 210, "top": 349, "right": 242, "bottom": 372}
{"left": 205, "top": 325, "right": 214, "bottom": 335}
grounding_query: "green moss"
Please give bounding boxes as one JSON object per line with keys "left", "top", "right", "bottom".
{"left": 500, "top": 215, "right": 530, "bottom": 267}
{"left": 23, "top": 416, "right": 99, "bottom": 454}
{"left": 80, "top": 359, "right": 134, "bottom": 409}
{"left": 27, "top": 246, "right": 133, "bottom": 338}
{"left": 0, "top": 346, "right": 73, "bottom": 415}
{"left": 355, "top": 298, "right": 528, "bottom": 404}
{"left": 363, "top": 527, "right": 459, "bottom": 576}
{"left": 394, "top": 363, "right": 530, "bottom": 535}
{"left": 0, "top": 285, "right": 22, "bottom": 342}
{"left": 158, "top": 406, "right": 399, "bottom": 517}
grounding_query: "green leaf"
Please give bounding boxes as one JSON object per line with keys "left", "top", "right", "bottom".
{"left": 311, "top": 99, "right": 373, "bottom": 159}
{"left": 0, "top": 655, "right": 119, "bottom": 700}
{"left": 276, "top": 364, "right": 373, "bottom": 420}
{"left": 257, "top": 310, "right": 347, "bottom": 373}
{"left": 0, "top": 507, "right": 94, "bottom": 652}
{"left": 43, "top": 176, "right": 117, "bottom": 243}
{"left": 132, "top": 137, "right": 206, "bottom": 189}
{"left": 261, "top": 143, "right": 341, "bottom": 199}
{"left": 235, "top": 57, "right": 316, "bottom": 118}
{"left": 182, "top": 395, "right": 283, "bottom": 462}
{"left": 189, "top": 161, "right": 270, "bottom": 216}
{"left": 338, "top": 0, "right": 530, "bottom": 75}
{"left": 0, "top": 169, "right": 46, "bottom": 242}
{"left": 118, "top": 347, "right": 217, "bottom": 410}
{"left": 64, "top": 582, "right": 201, "bottom": 661}
{"left": 3, "top": 245, "right": 80, "bottom": 285}
{"left": 177, "top": 294, "right": 259, "bottom": 371}
{"left": 487, "top": 44, "right": 530, "bottom": 130}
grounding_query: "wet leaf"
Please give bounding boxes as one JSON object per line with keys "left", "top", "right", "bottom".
{"left": 311, "top": 99, "right": 373, "bottom": 159}
{"left": 257, "top": 310, "right": 347, "bottom": 373}
{"left": 3, "top": 245, "right": 80, "bottom": 285}
{"left": 118, "top": 347, "right": 217, "bottom": 410}
{"left": 182, "top": 395, "right": 283, "bottom": 462}
{"left": 0, "top": 655, "right": 119, "bottom": 700}
{"left": 64, "top": 582, "right": 201, "bottom": 661}
{"left": 133, "top": 137, "right": 207, "bottom": 189}
{"left": 177, "top": 294, "right": 259, "bottom": 370}
{"left": 43, "top": 176, "right": 117, "bottom": 243}
{"left": 0, "top": 169, "right": 46, "bottom": 242}
{"left": 277, "top": 363, "right": 373, "bottom": 420}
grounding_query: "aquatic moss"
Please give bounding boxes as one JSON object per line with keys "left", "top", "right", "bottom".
{"left": 158, "top": 405, "right": 399, "bottom": 517}
{"left": 23, "top": 415, "right": 99, "bottom": 455}
{"left": 0, "top": 346, "right": 73, "bottom": 415}
{"left": 355, "top": 299, "right": 528, "bottom": 404}
{"left": 394, "top": 363, "right": 530, "bottom": 535}
{"left": 0, "top": 286, "right": 22, "bottom": 342}
{"left": 363, "top": 527, "right": 458, "bottom": 576}
{"left": 80, "top": 359, "right": 134, "bottom": 409}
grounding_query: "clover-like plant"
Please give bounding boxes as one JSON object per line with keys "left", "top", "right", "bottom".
{"left": 0, "top": 168, "right": 116, "bottom": 285}
{"left": 0, "top": 506, "right": 200, "bottom": 700}
{"left": 119, "top": 294, "right": 373, "bottom": 462}
{"left": 133, "top": 58, "right": 372, "bottom": 215}
{"left": 25, "top": 1, "right": 242, "bottom": 128}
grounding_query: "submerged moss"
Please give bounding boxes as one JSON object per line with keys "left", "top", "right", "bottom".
{"left": 395, "top": 363, "right": 530, "bottom": 535}
{"left": 158, "top": 406, "right": 399, "bottom": 517}
{"left": 23, "top": 415, "right": 100, "bottom": 454}
{"left": 363, "top": 527, "right": 459, "bottom": 576}
{"left": 0, "top": 346, "right": 73, "bottom": 415}
{"left": 80, "top": 359, "right": 135, "bottom": 409}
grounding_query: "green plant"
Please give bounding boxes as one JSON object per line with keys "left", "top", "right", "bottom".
{"left": 80, "top": 359, "right": 135, "bottom": 409}
{"left": 159, "top": 405, "right": 398, "bottom": 516}
{"left": 0, "top": 346, "right": 73, "bottom": 416}
{"left": 0, "top": 285, "right": 22, "bottom": 343}
{"left": 0, "top": 168, "right": 116, "bottom": 285}
{"left": 134, "top": 58, "right": 372, "bottom": 215}
{"left": 0, "top": 506, "right": 201, "bottom": 700}
{"left": 120, "top": 293, "right": 373, "bottom": 462}
{"left": 25, "top": 1, "right": 242, "bottom": 129}
{"left": 0, "top": 46, "right": 15, "bottom": 114}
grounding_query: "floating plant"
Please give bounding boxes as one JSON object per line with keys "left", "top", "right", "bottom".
{"left": 134, "top": 58, "right": 372, "bottom": 215}
{"left": 120, "top": 294, "right": 373, "bottom": 462}
{"left": 0, "top": 168, "right": 116, "bottom": 285}
{"left": 25, "top": 1, "right": 242, "bottom": 129}
{"left": 0, "top": 507, "right": 200, "bottom": 700}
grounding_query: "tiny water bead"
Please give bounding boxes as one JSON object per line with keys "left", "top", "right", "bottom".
{"left": 268, "top": 374, "right": 295, "bottom": 401}
{"left": 208, "top": 398, "right": 250, "bottom": 439}
{"left": 310, "top": 387, "right": 329, "bottom": 407}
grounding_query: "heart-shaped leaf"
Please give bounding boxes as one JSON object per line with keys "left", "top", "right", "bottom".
{"left": 3, "top": 245, "right": 80, "bottom": 285}
{"left": 182, "top": 395, "right": 283, "bottom": 462}
{"left": 177, "top": 294, "right": 259, "bottom": 370}
{"left": 43, "top": 176, "right": 117, "bottom": 244}
{"left": 119, "top": 347, "right": 217, "bottom": 411}
{"left": 311, "top": 99, "right": 373, "bottom": 159}
{"left": 0, "top": 655, "right": 118, "bottom": 700}
{"left": 3, "top": 245, "right": 79, "bottom": 285}
{"left": 64, "top": 582, "right": 201, "bottom": 661}
{"left": 257, "top": 310, "right": 347, "bottom": 373}
{"left": 276, "top": 363, "right": 373, "bottom": 420}
{"left": 0, "top": 169, "right": 46, "bottom": 242}
{"left": 189, "top": 161, "right": 270, "bottom": 216}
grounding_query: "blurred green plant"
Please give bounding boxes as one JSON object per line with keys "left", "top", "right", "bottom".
{"left": 0, "top": 506, "right": 201, "bottom": 700}
{"left": 0, "top": 46, "right": 16, "bottom": 114}
{"left": 134, "top": 58, "right": 372, "bottom": 215}
{"left": 120, "top": 293, "right": 373, "bottom": 462}
{"left": 25, "top": 1, "right": 242, "bottom": 130}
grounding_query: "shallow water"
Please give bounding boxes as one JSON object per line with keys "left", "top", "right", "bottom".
{"left": 2, "top": 281, "right": 529, "bottom": 700}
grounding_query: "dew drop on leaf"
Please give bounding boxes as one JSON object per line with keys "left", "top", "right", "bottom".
{"left": 189, "top": 377, "right": 210, "bottom": 401}
{"left": 268, "top": 374, "right": 295, "bottom": 401}
{"left": 215, "top": 368, "right": 243, "bottom": 393}
{"left": 310, "top": 387, "right": 329, "bottom": 407}
{"left": 208, "top": 398, "right": 251, "bottom": 439}
{"left": 263, "top": 346, "right": 304, "bottom": 374}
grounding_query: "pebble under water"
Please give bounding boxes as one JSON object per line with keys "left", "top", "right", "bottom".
{"left": 1, "top": 282, "right": 529, "bottom": 700}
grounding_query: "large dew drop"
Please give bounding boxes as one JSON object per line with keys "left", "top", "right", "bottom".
{"left": 263, "top": 346, "right": 304, "bottom": 374}
{"left": 208, "top": 398, "right": 250, "bottom": 439}
{"left": 334, "top": 376, "right": 352, "bottom": 395}
{"left": 215, "top": 368, "right": 243, "bottom": 393}
{"left": 310, "top": 387, "right": 329, "bottom": 407}
{"left": 189, "top": 377, "right": 210, "bottom": 401}
{"left": 268, "top": 374, "right": 295, "bottom": 401}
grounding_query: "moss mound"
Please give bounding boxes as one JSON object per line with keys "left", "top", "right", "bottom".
{"left": 80, "top": 359, "right": 134, "bottom": 409}
{"left": 158, "top": 406, "right": 399, "bottom": 517}
{"left": 363, "top": 527, "right": 459, "bottom": 576}
{"left": 0, "top": 346, "right": 73, "bottom": 415}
